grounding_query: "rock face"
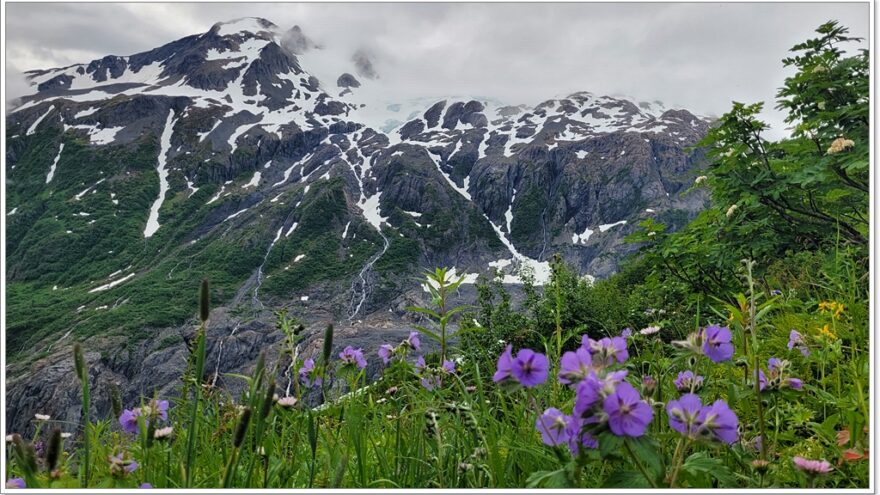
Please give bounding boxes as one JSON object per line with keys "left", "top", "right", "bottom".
{"left": 4, "top": 17, "right": 710, "bottom": 435}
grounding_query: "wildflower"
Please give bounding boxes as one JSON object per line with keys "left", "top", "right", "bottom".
{"left": 535, "top": 408, "right": 570, "bottom": 447}
{"left": 573, "top": 373, "right": 602, "bottom": 416}
{"left": 818, "top": 324, "right": 837, "bottom": 340}
{"left": 818, "top": 300, "right": 844, "bottom": 318}
{"left": 558, "top": 347, "right": 593, "bottom": 386}
{"left": 510, "top": 348, "right": 549, "bottom": 387}
{"left": 694, "top": 175, "right": 708, "bottom": 184}
{"left": 641, "top": 375, "right": 657, "bottom": 395}
{"left": 441, "top": 360, "right": 456, "bottom": 374}
{"left": 5, "top": 435, "right": 14, "bottom": 443}
{"left": 584, "top": 336, "right": 628, "bottom": 366}
{"left": 465, "top": 385, "right": 476, "bottom": 393}
{"left": 109, "top": 453, "right": 138, "bottom": 476}
{"left": 812, "top": 64, "right": 828, "bottom": 73}
{"left": 565, "top": 417, "right": 598, "bottom": 455}
{"left": 339, "top": 346, "right": 367, "bottom": 369}
{"left": 34, "top": 414, "right": 50, "bottom": 421}
{"left": 415, "top": 355, "right": 427, "bottom": 371}
{"left": 793, "top": 456, "right": 833, "bottom": 475}
{"left": 788, "top": 330, "right": 810, "bottom": 357}
{"left": 404, "top": 331, "right": 421, "bottom": 351}
{"left": 386, "top": 386, "right": 399, "bottom": 395}
{"left": 619, "top": 328, "right": 632, "bottom": 338}
{"left": 60, "top": 432, "right": 72, "bottom": 439}
{"left": 603, "top": 382, "right": 653, "bottom": 437}
{"left": 153, "top": 426, "right": 174, "bottom": 441}
{"left": 139, "top": 483, "right": 154, "bottom": 489}
{"left": 118, "top": 399, "right": 169, "bottom": 434}
{"left": 696, "top": 400, "right": 738, "bottom": 444}
{"left": 276, "top": 396, "right": 298, "bottom": 408}
{"left": 755, "top": 368, "right": 768, "bottom": 391}
{"left": 493, "top": 345, "right": 514, "bottom": 383}
{"left": 752, "top": 459, "right": 770, "bottom": 472}
{"left": 702, "top": 325, "right": 734, "bottom": 362}
{"left": 378, "top": 344, "right": 394, "bottom": 365}
{"left": 639, "top": 325, "right": 660, "bottom": 336}
{"left": 6, "top": 478, "right": 25, "bottom": 489}
{"left": 674, "top": 370, "right": 704, "bottom": 392}
{"left": 299, "top": 358, "right": 322, "bottom": 388}
{"left": 667, "top": 393, "right": 703, "bottom": 437}
{"left": 826, "top": 137, "right": 855, "bottom": 155}
{"left": 726, "top": 204, "right": 738, "bottom": 218}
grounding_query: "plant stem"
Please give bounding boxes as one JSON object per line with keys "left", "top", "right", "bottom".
{"left": 185, "top": 324, "right": 207, "bottom": 486}
{"left": 624, "top": 439, "right": 658, "bottom": 488}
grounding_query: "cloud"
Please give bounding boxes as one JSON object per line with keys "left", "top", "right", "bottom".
{"left": 4, "top": 3, "right": 869, "bottom": 138}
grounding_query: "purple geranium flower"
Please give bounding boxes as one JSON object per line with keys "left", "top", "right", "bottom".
{"left": 786, "top": 377, "right": 803, "bottom": 390}
{"left": 573, "top": 372, "right": 602, "bottom": 417}
{"left": 756, "top": 368, "right": 767, "bottom": 391}
{"left": 139, "top": 483, "right": 154, "bottom": 489}
{"left": 535, "top": 408, "right": 570, "bottom": 446}
{"left": 667, "top": 393, "right": 703, "bottom": 437}
{"left": 558, "top": 347, "right": 593, "bottom": 386}
{"left": 339, "top": 346, "right": 367, "bottom": 369}
{"left": 378, "top": 344, "right": 394, "bottom": 365}
{"left": 119, "top": 409, "right": 140, "bottom": 434}
{"left": 620, "top": 328, "right": 632, "bottom": 338}
{"left": 585, "top": 336, "right": 629, "bottom": 367}
{"left": 702, "top": 325, "right": 734, "bottom": 362}
{"left": 696, "top": 400, "right": 738, "bottom": 444}
{"left": 493, "top": 345, "right": 514, "bottom": 383}
{"left": 565, "top": 416, "right": 598, "bottom": 456}
{"left": 788, "top": 330, "right": 810, "bottom": 356}
{"left": 299, "top": 358, "right": 323, "bottom": 388}
{"left": 6, "top": 478, "right": 26, "bottom": 489}
{"left": 420, "top": 375, "right": 441, "bottom": 390}
{"left": 510, "top": 349, "right": 549, "bottom": 388}
{"left": 674, "top": 370, "right": 704, "bottom": 392}
{"left": 603, "top": 382, "right": 653, "bottom": 437}
{"left": 442, "top": 360, "right": 456, "bottom": 374}
{"left": 641, "top": 375, "right": 657, "bottom": 394}
{"left": 405, "top": 331, "right": 421, "bottom": 351}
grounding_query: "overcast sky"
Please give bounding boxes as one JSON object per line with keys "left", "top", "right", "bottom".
{"left": 5, "top": 2, "right": 870, "bottom": 137}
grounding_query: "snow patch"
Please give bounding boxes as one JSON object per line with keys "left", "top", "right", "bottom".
{"left": 46, "top": 143, "right": 64, "bottom": 183}
{"left": 143, "top": 110, "right": 176, "bottom": 238}
{"left": 88, "top": 272, "right": 136, "bottom": 293}
{"left": 26, "top": 106, "right": 55, "bottom": 135}
{"left": 598, "top": 220, "right": 627, "bottom": 232}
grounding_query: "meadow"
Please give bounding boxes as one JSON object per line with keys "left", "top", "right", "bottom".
{"left": 4, "top": 21, "right": 870, "bottom": 490}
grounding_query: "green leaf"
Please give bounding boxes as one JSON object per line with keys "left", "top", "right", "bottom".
{"left": 602, "top": 469, "right": 651, "bottom": 488}
{"left": 526, "top": 468, "right": 573, "bottom": 488}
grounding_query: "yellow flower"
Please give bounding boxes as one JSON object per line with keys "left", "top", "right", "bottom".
{"left": 818, "top": 300, "right": 845, "bottom": 318}
{"left": 818, "top": 324, "right": 837, "bottom": 340}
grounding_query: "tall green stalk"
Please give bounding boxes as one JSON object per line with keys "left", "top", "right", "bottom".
{"left": 73, "top": 343, "right": 90, "bottom": 487}
{"left": 185, "top": 279, "right": 210, "bottom": 486}
{"left": 743, "top": 260, "right": 768, "bottom": 460}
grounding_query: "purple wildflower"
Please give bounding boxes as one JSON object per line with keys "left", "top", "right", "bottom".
{"left": 119, "top": 409, "right": 139, "bottom": 434}
{"left": 788, "top": 330, "right": 810, "bottom": 356}
{"left": 299, "top": 358, "right": 323, "bottom": 388}
{"left": 405, "top": 331, "right": 421, "bottom": 351}
{"left": 696, "top": 400, "right": 738, "bottom": 444}
{"left": 510, "top": 349, "right": 549, "bottom": 388}
{"left": 442, "top": 360, "right": 456, "bottom": 374}
{"left": 666, "top": 393, "right": 703, "bottom": 437}
{"left": 603, "top": 382, "right": 653, "bottom": 437}
{"left": 674, "top": 370, "right": 704, "bottom": 392}
{"left": 339, "top": 346, "right": 367, "bottom": 369}
{"left": 378, "top": 344, "right": 394, "bottom": 365}
{"left": 586, "top": 336, "right": 629, "bottom": 366}
{"left": 535, "top": 408, "right": 570, "bottom": 447}
{"left": 415, "top": 355, "right": 426, "bottom": 371}
{"left": 702, "top": 325, "right": 734, "bottom": 362}
{"left": 6, "top": 478, "right": 26, "bottom": 489}
{"left": 565, "top": 416, "right": 598, "bottom": 456}
{"left": 558, "top": 347, "right": 593, "bottom": 386}
{"left": 493, "top": 345, "right": 514, "bottom": 383}
{"left": 620, "top": 328, "right": 632, "bottom": 338}
{"left": 139, "top": 483, "right": 154, "bottom": 489}
{"left": 756, "top": 368, "right": 768, "bottom": 391}
{"left": 573, "top": 373, "right": 602, "bottom": 417}
{"left": 786, "top": 377, "right": 803, "bottom": 390}
{"left": 420, "top": 376, "right": 441, "bottom": 390}
{"left": 793, "top": 456, "right": 833, "bottom": 475}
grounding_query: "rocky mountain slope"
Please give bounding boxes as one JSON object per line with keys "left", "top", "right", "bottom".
{"left": 5, "top": 17, "right": 710, "bottom": 433}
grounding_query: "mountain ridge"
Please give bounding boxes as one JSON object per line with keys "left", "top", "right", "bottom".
{"left": 5, "top": 17, "right": 710, "bottom": 434}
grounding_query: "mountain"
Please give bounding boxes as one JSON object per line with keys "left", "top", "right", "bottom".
{"left": 5, "top": 18, "right": 710, "bottom": 433}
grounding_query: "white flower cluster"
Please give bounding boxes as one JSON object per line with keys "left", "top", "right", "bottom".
{"left": 826, "top": 137, "right": 855, "bottom": 155}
